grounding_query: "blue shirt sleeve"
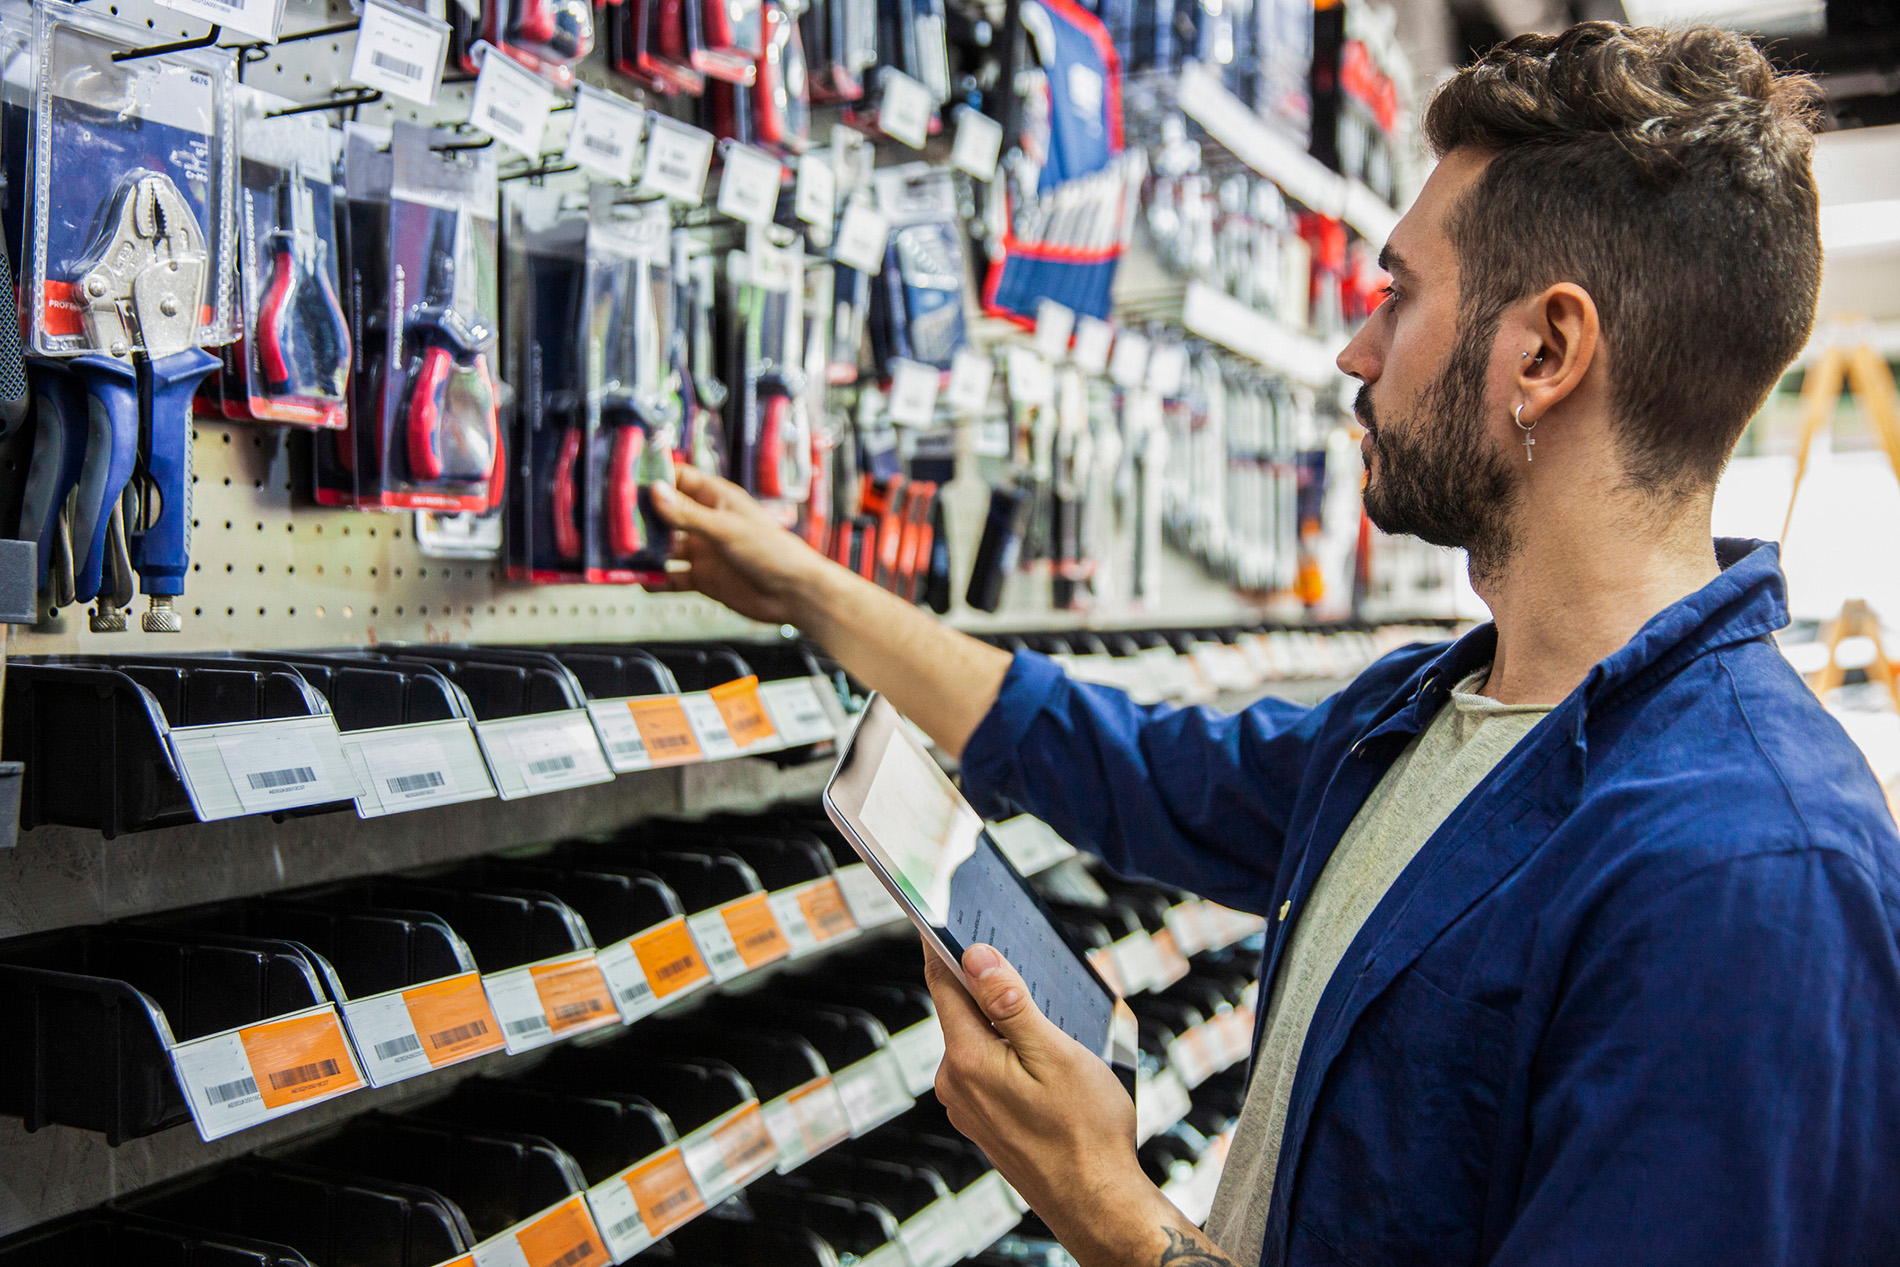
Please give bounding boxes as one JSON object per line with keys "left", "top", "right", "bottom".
{"left": 1493, "top": 847, "right": 1900, "bottom": 1264}
{"left": 957, "top": 650, "right": 1338, "bottom": 913}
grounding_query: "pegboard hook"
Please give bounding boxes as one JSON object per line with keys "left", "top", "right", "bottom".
{"left": 265, "top": 89, "right": 384, "bottom": 118}
{"left": 111, "top": 24, "right": 221, "bottom": 62}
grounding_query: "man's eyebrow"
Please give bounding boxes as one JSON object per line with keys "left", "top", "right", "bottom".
{"left": 1377, "top": 245, "right": 1410, "bottom": 278}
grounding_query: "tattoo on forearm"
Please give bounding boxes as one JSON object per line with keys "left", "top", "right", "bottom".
{"left": 1158, "top": 1228, "right": 1240, "bottom": 1267}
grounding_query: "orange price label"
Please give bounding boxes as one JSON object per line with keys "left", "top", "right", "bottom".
{"left": 1151, "top": 929, "right": 1192, "bottom": 984}
{"left": 626, "top": 696, "right": 704, "bottom": 765}
{"left": 1088, "top": 947, "right": 1126, "bottom": 998}
{"left": 238, "top": 1010, "right": 364, "bottom": 1111}
{"left": 713, "top": 1103, "right": 779, "bottom": 1177}
{"left": 709, "top": 675, "right": 777, "bottom": 748}
{"left": 796, "top": 878, "right": 858, "bottom": 943}
{"left": 630, "top": 917, "right": 713, "bottom": 999}
{"left": 721, "top": 892, "right": 791, "bottom": 970}
{"left": 787, "top": 1076, "right": 851, "bottom": 1153}
{"left": 404, "top": 972, "right": 505, "bottom": 1066}
{"left": 530, "top": 957, "right": 618, "bottom": 1035}
{"left": 513, "top": 1196, "right": 611, "bottom": 1267}
{"left": 623, "top": 1147, "right": 706, "bottom": 1236}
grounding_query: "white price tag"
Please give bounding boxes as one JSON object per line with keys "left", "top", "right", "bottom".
{"left": 685, "top": 908, "right": 747, "bottom": 982}
{"left": 338, "top": 970, "right": 502, "bottom": 1087}
{"left": 766, "top": 887, "right": 823, "bottom": 959}
{"left": 678, "top": 692, "right": 743, "bottom": 760}
{"left": 717, "top": 143, "right": 785, "bottom": 225}
{"left": 900, "top": 1197, "right": 965, "bottom": 1267}
{"left": 1072, "top": 315, "right": 1114, "bottom": 376}
{"left": 343, "top": 719, "right": 496, "bottom": 817}
{"left": 473, "top": 711, "right": 615, "bottom": 799}
{"left": 745, "top": 234, "right": 799, "bottom": 293}
{"left": 887, "top": 359, "right": 940, "bottom": 426}
{"left": 1034, "top": 300, "right": 1076, "bottom": 362}
{"left": 1109, "top": 329, "right": 1151, "bottom": 388}
{"left": 679, "top": 1103, "right": 779, "bottom": 1205}
{"left": 168, "top": 715, "right": 358, "bottom": 821}
{"left": 762, "top": 1076, "right": 852, "bottom": 1172}
{"left": 1146, "top": 342, "right": 1189, "bottom": 397}
{"left": 1006, "top": 347, "right": 1053, "bottom": 405}
{"left": 832, "top": 198, "right": 890, "bottom": 274}
{"left": 585, "top": 697, "right": 653, "bottom": 772}
{"left": 639, "top": 117, "right": 715, "bottom": 205}
{"left": 482, "top": 967, "right": 556, "bottom": 1053}
{"left": 959, "top": 1172, "right": 1024, "bottom": 1251}
{"left": 889, "top": 1017, "right": 945, "bottom": 1096}
{"left": 469, "top": 46, "right": 555, "bottom": 157}
{"left": 986, "top": 815, "right": 1076, "bottom": 875}
{"left": 757, "top": 678, "right": 837, "bottom": 744}
{"left": 833, "top": 1051, "right": 914, "bottom": 1136}
{"left": 795, "top": 154, "right": 836, "bottom": 225}
{"left": 593, "top": 939, "right": 655, "bottom": 1022}
{"left": 945, "top": 348, "right": 995, "bottom": 417}
{"left": 836, "top": 863, "right": 907, "bottom": 927}
{"left": 157, "top": 0, "right": 283, "bottom": 41}
{"left": 1111, "top": 930, "right": 1165, "bottom": 995}
{"left": 563, "top": 85, "right": 645, "bottom": 183}
{"left": 349, "top": 0, "right": 448, "bottom": 105}
{"left": 950, "top": 106, "right": 1003, "bottom": 180}
{"left": 878, "top": 70, "right": 934, "bottom": 148}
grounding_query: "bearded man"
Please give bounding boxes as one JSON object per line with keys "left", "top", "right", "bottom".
{"left": 652, "top": 22, "right": 1900, "bottom": 1265}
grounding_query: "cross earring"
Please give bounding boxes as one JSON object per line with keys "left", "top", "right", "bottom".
{"left": 1515, "top": 404, "right": 1536, "bottom": 462}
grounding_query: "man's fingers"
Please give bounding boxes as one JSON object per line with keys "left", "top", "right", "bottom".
{"left": 648, "top": 480, "right": 717, "bottom": 532}
{"left": 670, "top": 462, "right": 727, "bottom": 507}
{"left": 921, "top": 938, "right": 1004, "bottom": 1053}
{"left": 962, "top": 944, "right": 1062, "bottom": 1059}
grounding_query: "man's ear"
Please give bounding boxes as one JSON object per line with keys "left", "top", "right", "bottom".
{"left": 1515, "top": 283, "right": 1600, "bottom": 423}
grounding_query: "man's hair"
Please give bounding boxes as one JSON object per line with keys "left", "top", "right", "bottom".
{"left": 1424, "top": 23, "right": 1822, "bottom": 493}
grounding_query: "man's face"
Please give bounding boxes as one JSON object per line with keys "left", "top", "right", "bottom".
{"left": 1339, "top": 150, "right": 1522, "bottom": 577}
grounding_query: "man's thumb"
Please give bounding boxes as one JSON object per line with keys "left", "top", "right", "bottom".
{"left": 962, "top": 944, "right": 1057, "bottom": 1054}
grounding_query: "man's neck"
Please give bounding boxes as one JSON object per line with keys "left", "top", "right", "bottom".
{"left": 1471, "top": 490, "right": 1721, "bottom": 707}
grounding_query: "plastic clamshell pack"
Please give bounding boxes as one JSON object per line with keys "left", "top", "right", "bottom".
{"left": 28, "top": 0, "right": 237, "bottom": 356}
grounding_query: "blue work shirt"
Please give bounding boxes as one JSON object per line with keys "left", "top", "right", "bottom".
{"left": 959, "top": 540, "right": 1900, "bottom": 1265}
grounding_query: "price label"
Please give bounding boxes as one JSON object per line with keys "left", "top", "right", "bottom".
{"left": 564, "top": 85, "right": 644, "bottom": 183}
{"left": 878, "top": 69, "right": 934, "bottom": 148}
{"left": 639, "top": 117, "right": 715, "bottom": 205}
{"left": 472, "top": 1196, "right": 610, "bottom": 1267}
{"left": 625, "top": 695, "right": 705, "bottom": 766}
{"left": 717, "top": 143, "right": 785, "bottom": 225}
{"left": 887, "top": 359, "right": 940, "bottom": 426}
{"left": 959, "top": 1172, "right": 1024, "bottom": 1252}
{"left": 1146, "top": 342, "right": 1189, "bottom": 397}
{"left": 157, "top": 0, "right": 283, "bottom": 41}
{"left": 475, "top": 712, "right": 615, "bottom": 799}
{"left": 1034, "top": 300, "right": 1076, "bottom": 362}
{"left": 757, "top": 678, "right": 837, "bottom": 745}
{"left": 167, "top": 715, "right": 358, "bottom": 822}
{"left": 1167, "top": 1027, "right": 1217, "bottom": 1089}
{"left": 171, "top": 1004, "right": 365, "bottom": 1141}
{"left": 986, "top": 815, "right": 1076, "bottom": 875}
{"left": 1112, "top": 930, "right": 1165, "bottom": 996}
{"left": 889, "top": 1017, "right": 945, "bottom": 1096}
{"left": 585, "top": 697, "right": 653, "bottom": 772}
{"left": 1107, "top": 330, "right": 1149, "bottom": 390}
{"left": 343, "top": 720, "right": 496, "bottom": 817}
{"left": 710, "top": 675, "right": 780, "bottom": 749}
{"left": 340, "top": 971, "right": 503, "bottom": 1087}
{"left": 795, "top": 154, "right": 836, "bottom": 225}
{"left": 680, "top": 692, "right": 743, "bottom": 760}
{"left": 945, "top": 348, "right": 995, "bottom": 417}
{"left": 587, "top": 1146, "right": 706, "bottom": 1260}
{"left": 469, "top": 46, "right": 555, "bottom": 157}
{"left": 483, "top": 951, "right": 618, "bottom": 1053}
{"left": 762, "top": 1075, "right": 852, "bottom": 1172}
{"left": 1150, "top": 928, "right": 1193, "bottom": 988}
{"left": 1072, "top": 316, "right": 1114, "bottom": 375}
{"left": 679, "top": 1102, "right": 779, "bottom": 1205}
{"left": 766, "top": 877, "right": 857, "bottom": 959}
{"left": 349, "top": 0, "right": 448, "bottom": 106}
{"left": 832, "top": 198, "right": 891, "bottom": 274}
{"left": 1006, "top": 346, "right": 1053, "bottom": 406}
{"left": 950, "top": 105, "right": 1004, "bottom": 180}
{"left": 722, "top": 890, "right": 792, "bottom": 971}
{"left": 835, "top": 864, "right": 907, "bottom": 927}
{"left": 1135, "top": 1067, "right": 1193, "bottom": 1144}
{"left": 1163, "top": 901, "right": 1207, "bottom": 957}
{"left": 833, "top": 1050, "right": 914, "bottom": 1136}
{"left": 1087, "top": 947, "right": 1125, "bottom": 998}
{"left": 595, "top": 915, "right": 713, "bottom": 1023}
{"left": 899, "top": 1196, "right": 965, "bottom": 1267}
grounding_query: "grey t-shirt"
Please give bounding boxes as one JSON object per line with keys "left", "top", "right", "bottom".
{"left": 1202, "top": 668, "right": 1552, "bottom": 1264}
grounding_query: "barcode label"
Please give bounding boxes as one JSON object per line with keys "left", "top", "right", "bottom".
{"left": 430, "top": 1019, "right": 489, "bottom": 1049}
{"left": 266, "top": 1058, "right": 341, "bottom": 1091}
{"left": 650, "top": 730, "right": 695, "bottom": 754}
{"left": 551, "top": 997, "right": 604, "bottom": 1023}
{"left": 387, "top": 770, "right": 447, "bottom": 794}
{"left": 486, "top": 107, "right": 524, "bottom": 134}
{"left": 547, "top": 1241, "right": 596, "bottom": 1267}
{"left": 605, "top": 1213, "right": 645, "bottom": 1242}
{"left": 373, "top": 1034, "right": 423, "bottom": 1061}
{"left": 505, "top": 1014, "right": 549, "bottom": 1037}
{"left": 372, "top": 49, "right": 423, "bottom": 80}
{"left": 526, "top": 754, "right": 576, "bottom": 777}
{"left": 484, "top": 713, "right": 614, "bottom": 798}
{"left": 582, "top": 134, "right": 619, "bottom": 155}
{"left": 247, "top": 765, "right": 315, "bottom": 790}
{"left": 205, "top": 1075, "right": 259, "bottom": 1105}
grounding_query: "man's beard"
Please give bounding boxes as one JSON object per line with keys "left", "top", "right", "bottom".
{"left": 1357, "top": 325, "right": 1521, "bottom": 582}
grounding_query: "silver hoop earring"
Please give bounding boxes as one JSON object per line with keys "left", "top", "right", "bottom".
{"left": 1515, "top": 404, "right": 1536, "bottom": 462}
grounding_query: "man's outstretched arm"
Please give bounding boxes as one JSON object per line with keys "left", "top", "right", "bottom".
{"left": 652, "top": 466, "right": 1010, "bottom": 758}
{"left": 922, "top": 940, "right": 1246, "bottom": 1267}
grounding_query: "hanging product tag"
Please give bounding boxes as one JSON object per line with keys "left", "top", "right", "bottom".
{"left": 1034, "top": 300, "right": 1076, "bottom": 362}
{"left": 170, "top": 1004, "right": 367, "bottom": 1141}
{"left": 1071, "top": 316, "right": 1114, "bottom": 376}
{"left": 1006, "top": 347, "right": 1054, "bottom": 406}
{"left": 640, "top": 118, "right": 716, "bottom": 205}
{"left": 594, "top": 915, "right": 715, "bottom": 1022}
{"left": 945, "top": 348, "right": 995, "bottom": 417}
{"left": 342, "top": 719, "right": 497, "bottom": 817}
{"left": 949, "top": 106, "right": 1003, "bottom": 180}
{"left": 469, "top": 45, "right": 556, "bottom": 156}
{"left": 473, "top": 711, "right": 616, "bottom": 799}
{"left": 158, "top": 0, "right": 285, "bottom": 42}
{"left": 878, "top": 70, "right": 933, "bottom": 148}
{"left": 831, "top": 198, "right": 890, "bottom": 273}
{"left": 351, "top": 0, "right": 450, "bottom": 106}
{"left": 564, "top": 85, "right": 645, "bottom": 184}
{"left": 887, "top": 359, "right": 940, "bottom": 426}
{"left": 340, "top": 971, "right": 505, "bottom": 1087}
{"left": 587, "top": 1145, "right": 708, "bottom": 1261}
{"left": 717, "top": 143, "right": 786, "bottom": 226}
{"left": 1109, "top": 330, "right": 1151, "bottom": 388}
{"left": 795, "top": 154, "right": 836, "bottom": 225}
{"left": 1146, "top": 343, "right": 1189, "bottom": 397}
{"left": 168, "top": 715, "right": 360, "bottom": 822}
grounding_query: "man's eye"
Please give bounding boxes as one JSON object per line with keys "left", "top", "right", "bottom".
{"left": 1378, "top": 285, "right": 1401, "bottom": 308}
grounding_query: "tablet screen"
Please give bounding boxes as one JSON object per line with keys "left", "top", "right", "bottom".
{"left": 824, "top": 695, "right": 1131, "bottom": 1073}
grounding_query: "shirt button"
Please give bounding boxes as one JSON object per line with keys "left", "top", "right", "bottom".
{"left": 1278, "top": 900, "right": 1291, "bottom": 922}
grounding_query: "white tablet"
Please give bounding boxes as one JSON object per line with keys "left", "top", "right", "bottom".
{"left": 823, "top": 694, "right": 1138, "bottom": 1086}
